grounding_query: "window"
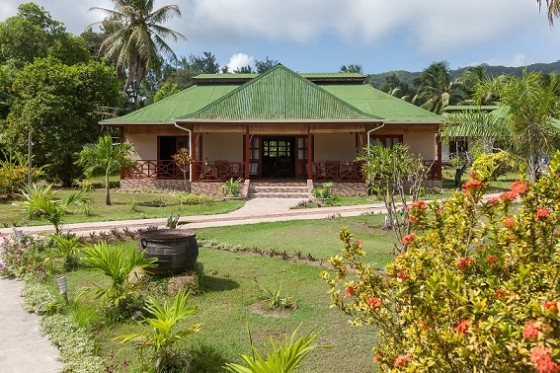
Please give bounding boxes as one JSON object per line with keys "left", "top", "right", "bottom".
{"left": 263, "top": 140, "right": 292, "bottom": 157}
{"left": 370, "top": 135, "right": 403, "bottom": 147}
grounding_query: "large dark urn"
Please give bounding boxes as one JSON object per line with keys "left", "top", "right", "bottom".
{"left": 138, "top": 229, "right": 199, "bottom": 275}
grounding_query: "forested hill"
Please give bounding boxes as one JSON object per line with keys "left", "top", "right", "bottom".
{"left": 368, "top": 60, "right": 560, "bottom": 89}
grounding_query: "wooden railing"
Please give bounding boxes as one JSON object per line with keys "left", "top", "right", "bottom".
{"left": 124, "top": 159, "right": 442, "bottom": 182}
{"left": 311, "top": 160, "right": 442, "bottom": 182}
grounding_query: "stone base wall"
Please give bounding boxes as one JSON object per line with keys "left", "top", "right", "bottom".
{"left": 330, "top": 182, "right": 368, "bottom": 197}
{"left": 120, "top": 179, "right": 224, "bottom": 197}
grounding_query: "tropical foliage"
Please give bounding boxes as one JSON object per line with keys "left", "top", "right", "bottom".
{"left": 115, "top": 289, "right": 201, "bottom": 372}
{"left": 324, "top": 151, "right": 560, "bottom": 372}
{"left": 224, "top": 327, "right": 325, "bottom": 373}
{"left": 90, "top": 0, "right": 186, "bottom": 95}
{"left": 77, "top": 135, "right": 136, "bottom": 205}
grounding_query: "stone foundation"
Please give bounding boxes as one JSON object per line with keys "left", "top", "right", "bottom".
{"left": 120, "top": 179, "right": 224, "bottom": 197}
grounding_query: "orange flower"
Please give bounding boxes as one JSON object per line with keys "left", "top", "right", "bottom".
{"left": 367, "top": 296, "right": 382, "bottom": 309}
{"left": 456, "top": 256, "right": 475, "bottom": 271}
{"left": 463, "top": 178, "right": 484, "bottom": 191}
{"left": 523, "top": 322, "right": 542, "bottom": 340}
{"left": 486, "top": 197, "right": 500, "bottom": 206}
{"left": 535, "top": 207, "right": 551, "bottom": 220}
{"left": 455, "top": 319, "right": 470, "bottom": 334}
{"left": 530, "top": 346, "right": 560, "bottom": 373}
{"left": 495, "top": 288, "right": 506, "bottom": 298}
{"left": 503, "top": 216, "right": 515, "bottom": 230}
{"left": 511, "top": 181, "right": 529, "bottom": 195}
{"left": 394, "top": 354, "right": 412, "bottom": 368}
{"left": 500, "top": 191, "right": 518, "bottom": 201}
{"left": 402, "top": 233, "right": 416, "bottom": 245}
{"left": 408, "top": 215, "right": 418, "bottom": 223}
{"left": 344, "top": 286, "right": 357, "bottom": 297}
{"left": 397, "top": 270, "right": 409, "bottom": 282}
{"left": 374, "top": 353, "right": 382, "bottom": 362}
{"left": 544, "top": 300, "right": 559, "bottom": 314}
{"left": 487, "top": 255, "right": 498, "bottom": 266}
{"left": 411, "top": 200, "right": 426, "bottom": 209}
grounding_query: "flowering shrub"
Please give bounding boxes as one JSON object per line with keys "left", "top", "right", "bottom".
{"left": 0, "top": 233, "right": 42, "bottom": 277}
{"left": 323, "top": 152, "right": 560, "bottom": 371}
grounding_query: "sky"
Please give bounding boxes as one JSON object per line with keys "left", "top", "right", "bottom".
{"left": 1, "top": 0, "right": 560, "bottom": 74}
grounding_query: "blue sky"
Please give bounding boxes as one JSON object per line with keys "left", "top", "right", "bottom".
{"left": 1, "top": 0, "right": 559, "bottom": 74}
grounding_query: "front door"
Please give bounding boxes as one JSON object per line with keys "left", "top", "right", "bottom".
{"left": 261, "top": 137, "right": 295, "bottom": 178}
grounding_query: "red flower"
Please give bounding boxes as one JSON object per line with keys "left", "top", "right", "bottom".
{"left": 530, "top": 346, "right": 560, "bottom": 373}
{"left": 456, "top": 256, "right": 475, "bottom": 271}
{"left": 394, "top": 354, "right": 412, "bottom": 368}
{"left": 463, "top": 178, "right": 484, "bottom": 191}
{"left": 367, "top": 296, "right": 382, "bottom": 309}
{"left": 374, "top": 353, "right": 382, "bottom": 362}
{"left": 402, "top": 233, "right": 416, "bottom": 245}
{"left": 436, "top": 207, "right": 444, "bottom": 214}
{"left": 544, "top": 300, "right": 559, "bottom": 314}
{"left": 455, "top": 319, "right": 470, "bottom": 334}
{"left": 344, "top": 286, "right": 357, "bottom": 297}
{"left": 408, "top": 215, "right": 418, "bottom": 223}
{"left": 503, "top": 216, "right": 516, "bottom": 230}
{"left": 511, "top": 181, "right": 529, "bottom": 195}
{"left": 500, "top": 191, "right": 518, "bottom": 201}
{"left": 411, "top": 200, "right": 426, "bottom": 209}
{"left": 486, "top": 197, "right": 500, "bottom": 206}
{"left": 523, "top": 322, "right": 542, "bottom": 340}
{"left": 487, "top": 255, "right": 498, "bottom": 266}
{"left": 495, "top": 288, "right": 506, "bottom": 298}
{"left": 536, "top": 207, "right": 551, "bottom": 220}
{"left": 397, "top": 270, "right": 409, "bottom": 282}
{"left": 506, "top": 234, "right": 516, "bottom": 243}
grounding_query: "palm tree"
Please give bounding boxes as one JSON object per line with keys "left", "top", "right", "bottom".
{"left": 456, "top": 71, "right": 560, "bottom": 182}
{"left": 537, "top": 0, "right": 560, "bottom": 25}
{"left": 90, "top": 0, "right": 186, "bottom": 93}
{"left": 77, "top": 135, "right": 136, "bottom": 205}
{"left": 413, "top": 61, "right": 464, "bottom": 114}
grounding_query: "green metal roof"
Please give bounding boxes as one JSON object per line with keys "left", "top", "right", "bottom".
{"left": 179, "top": 65, "right": 377, "bottom": 121}
{"left": 321, "top": 85, "right": 441, "bottom": 123}
{"left": 102, "top": 65, "right": 440, "bottom": 125}
{"left": 102, "top": 85, "right": 239, "bottom": 123}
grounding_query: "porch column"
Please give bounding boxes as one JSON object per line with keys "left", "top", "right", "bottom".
{"left": 244, "top": 126, "right": 250, "bottom": 179}
{"left": 119, "top": 126, "right": 125, "bottom": 179}
{"left": 191, "top": 129, "right": 197, "bottom": 181}
{"left": 436, "top": 134, "right": 443, "bottom": 180}
{"left": 307, "top": 127, "right": 313, "bottom": 179}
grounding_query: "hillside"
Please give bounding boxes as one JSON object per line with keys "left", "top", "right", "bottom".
{"left": 368, "top": 60, "right": 560, "bottom": 89}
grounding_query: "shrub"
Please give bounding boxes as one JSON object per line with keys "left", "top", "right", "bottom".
{"left": 220, "top": 178, "right": 242, "bottom": 198}
{"left": 0, "top": 232, "right": 43, "bottom": 277}
{"left": 176, "top": 193, "right": 213, "bottom": 206}
{"left": 114, "top": 289, "right": 201, "bottom": 372}
{"left": 323, "top": 152, "right": 560, "bottom": 371}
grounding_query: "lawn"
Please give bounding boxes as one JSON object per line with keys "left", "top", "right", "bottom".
{"left": 0, "top": 188, "right": 245, "bottom": 228}
{"left": 22, "top": 213, "right": 395, "bottom": 372}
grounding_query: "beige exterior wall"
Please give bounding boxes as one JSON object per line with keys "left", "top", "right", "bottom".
{"left": 126, "top": 133, "right": 157, "bottom": 160}
{"left": 314, "top": 133, "right": 357, "bottom": 162}
{"left": 202, "top": 133, "right": 243, "bottom": 162}
{"left": 404, "top": 132, "right": 437, "bottom": 160}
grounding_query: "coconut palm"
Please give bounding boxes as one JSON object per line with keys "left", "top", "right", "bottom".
{"left": 77, "top": 135, "right": 136, "bottom": 205}
{"left": 90, "top": 0, "right": 186, "bottom": 93}
{"left": 454, "top": 71, "right": 560, "bottom": 182}
{"left": 413, "top": 61, "right": 464, "bottom": 114}
{"left": 537, "top": 0, "right": 560, "bottom": 25}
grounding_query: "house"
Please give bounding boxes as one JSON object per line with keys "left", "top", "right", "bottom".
{"left": 101, "top": 65, "right": 442, "bottom": 197}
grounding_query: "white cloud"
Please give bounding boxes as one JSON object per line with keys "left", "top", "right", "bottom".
{"left": 225, "top": 53, "right": 255, "bottom": 72}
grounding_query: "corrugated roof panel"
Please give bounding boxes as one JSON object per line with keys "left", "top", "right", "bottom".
{"left": 180, "top": 65, "right": 378, "bottom": 121}
{"left": 322, "top": 85, "right": 441, "bottom": 123}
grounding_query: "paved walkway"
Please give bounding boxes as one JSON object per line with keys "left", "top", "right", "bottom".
{"left": 0, "top": 198, "right": 387, "bottom": 372}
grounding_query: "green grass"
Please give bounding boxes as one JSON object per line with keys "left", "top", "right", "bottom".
{"left": 196, "top": 214, "right": 395, "bottom": 268}
{"left": 69, "top": 244, "right": 379, "bottom": 372}
{"left": 1, "top": 188, "right": 244, "bottom": 228}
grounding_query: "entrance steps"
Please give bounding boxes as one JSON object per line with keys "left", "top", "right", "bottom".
{"left": 248, "top": 181, "right": 310, "bottom": 199}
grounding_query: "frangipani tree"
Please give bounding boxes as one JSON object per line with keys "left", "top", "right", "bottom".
{"left": 77, "top": 135, "right": 135, "bottom": 205}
